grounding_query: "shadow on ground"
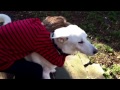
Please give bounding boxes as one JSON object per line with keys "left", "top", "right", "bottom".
{"left": 55, "top": 67, "right": 72, "bottom": 79}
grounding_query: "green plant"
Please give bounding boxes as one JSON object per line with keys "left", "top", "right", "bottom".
{"left": 105, "top": 45, "right": 114, "bottom": 53}
{"left": 102, "top": 64, "right": 120, "bottom": 79}
{"left": 111, "top": 64, "right": 120, "bottom": 75}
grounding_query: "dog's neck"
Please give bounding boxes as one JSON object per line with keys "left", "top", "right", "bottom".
{"left": 50, "top": 32, "right": 69, "bottom": 56}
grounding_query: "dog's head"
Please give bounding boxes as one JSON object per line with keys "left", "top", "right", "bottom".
{"left": 52, "top": 25, "right": 98, "bottom": 56}
{"left": 42, "top": 16, "right": 70, "bottom": 32}
{"left": 43, "top": 16, "right": 97, "bottom": 56}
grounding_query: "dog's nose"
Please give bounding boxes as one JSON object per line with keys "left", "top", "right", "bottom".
{"left": 93, "top": 49, "right": 98, "bottom": 54}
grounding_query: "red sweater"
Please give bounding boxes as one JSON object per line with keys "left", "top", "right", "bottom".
{"left": 0, "top": 18, "right": 66, "bottom": 71}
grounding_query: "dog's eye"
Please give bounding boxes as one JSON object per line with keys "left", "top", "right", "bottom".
{"left": 78, "top": 41, "right": 84, "bottom": 44}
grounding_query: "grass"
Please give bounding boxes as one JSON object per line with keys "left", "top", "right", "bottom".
{"left": 103, "top": 64, "right": 120, "bottom": 79}
{"left": 94, "top": 43, "right": 114, "bottom": 53}
{"left": 0, "top": 11, "right": 120, "bottom": 79}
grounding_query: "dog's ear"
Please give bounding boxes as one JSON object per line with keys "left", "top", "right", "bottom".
{"left": 42, "top": 16, "right": 71, "bottom": 32}
{"left": 56, "top": 37, "right": 68, "bottom": 43}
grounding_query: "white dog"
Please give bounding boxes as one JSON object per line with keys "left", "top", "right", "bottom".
{"left": 0, "top": 14, "right": 97, "bottom": 79}
{"left": 0, "top": 14, "right": 12, "bottom": 25}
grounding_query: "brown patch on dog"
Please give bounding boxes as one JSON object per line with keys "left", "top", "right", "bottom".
{"left": 42, "top": 16, "right": 70, "bottom": 32}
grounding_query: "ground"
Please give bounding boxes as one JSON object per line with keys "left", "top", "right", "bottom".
{"left": 0, "top": 11, "right": 120, "bottom": 79}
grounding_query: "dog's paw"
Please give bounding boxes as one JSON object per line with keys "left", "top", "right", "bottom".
{"left": 43, "top": 72, "right": 51, "bottom": 79}
{"left": 43, "top": 76, "right": 51, "bottom": 79}
{"left": 50, "top": 69, "right": 56, "bottom": 73}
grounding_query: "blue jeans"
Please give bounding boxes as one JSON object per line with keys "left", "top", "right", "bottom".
{"left": 3, "top": 58, "right": 43, "bottom": 79}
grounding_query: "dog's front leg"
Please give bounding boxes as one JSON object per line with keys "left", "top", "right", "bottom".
{"left": 42, "top": 67, "right": 51, "bottom": 79}
{"left": 43, "top": 70, "right": 51, "bottom": 79}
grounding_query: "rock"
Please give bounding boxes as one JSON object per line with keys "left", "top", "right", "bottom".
{"left": 86, "top": 64, "right": 105, "bottom": 79}
{"left": 56, "top": 53, "right": 105, "bottom": 79}
{"left": 77, "top": 53, "right": 90, "bottom": 65}
{"left": 63, "top": 55, "right": 88, "bottom": 79}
